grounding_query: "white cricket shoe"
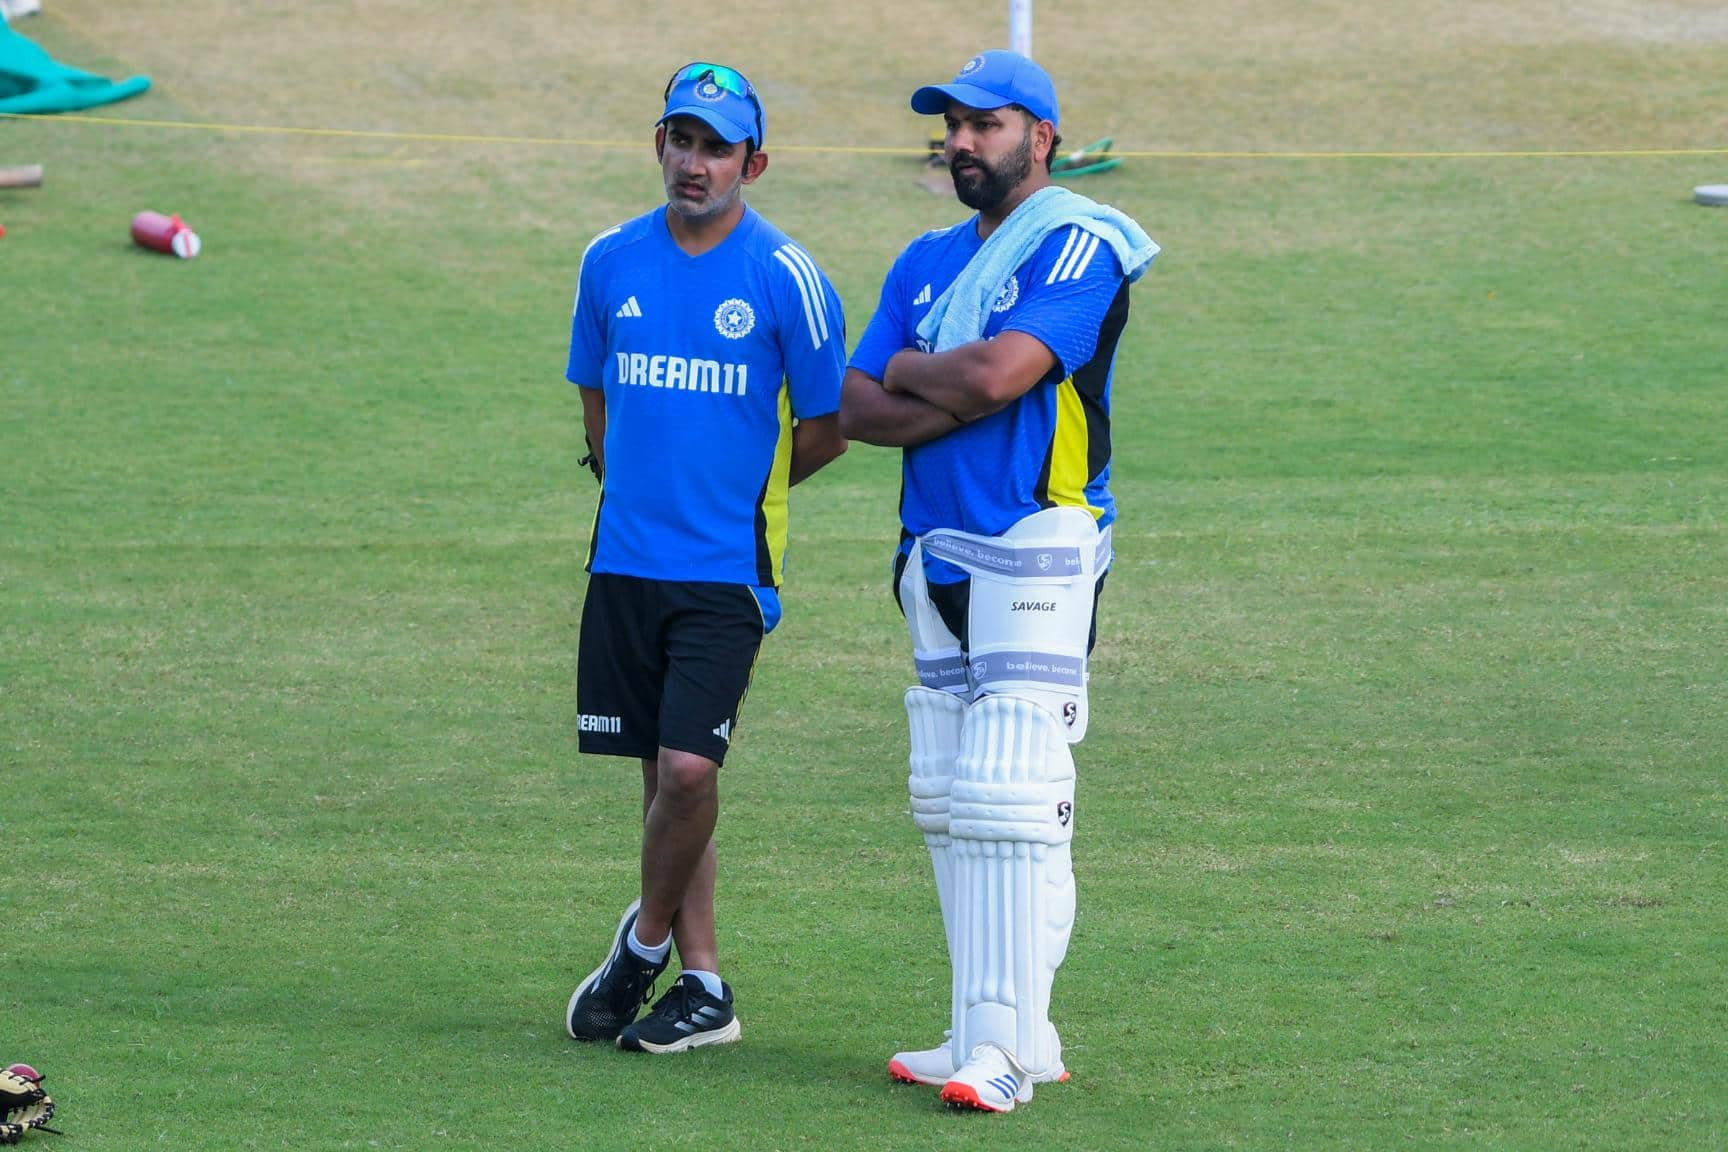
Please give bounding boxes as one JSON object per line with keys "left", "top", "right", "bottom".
{"left": 888, "top": 1032, "right": 1069, "bottom": 1088}
{"left": 940, "top": 1042, "right": 1035, "bottom": 1112}
{"left": 888, "top": 1037, "right": 954, "bottom": 1086}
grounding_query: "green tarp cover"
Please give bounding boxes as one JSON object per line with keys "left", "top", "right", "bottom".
{"left": 0, "top": 14, "right": 149, "bottom": 114}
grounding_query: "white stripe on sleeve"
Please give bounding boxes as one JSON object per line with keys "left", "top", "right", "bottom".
{"left": 774, "top": 245, "right": 828, "bottom": 349}
{"left": 1046, "top": 225, "right": 1083, "bottom": 285}
{"left": 1067, "top": 234, "right": 1101, "bottom": 281}
{"left": 572, "top": 225, "right": 622, "bottom": 316}
{"left": 784, "top": 246, "right": 832, "bottom": 342}
{"left": 788, "top": 246, "right": 832, "bottom": 345}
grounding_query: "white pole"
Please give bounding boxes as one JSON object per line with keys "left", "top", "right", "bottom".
{"left": 1010, "top": 0, "right": 1033, "bottom": 57}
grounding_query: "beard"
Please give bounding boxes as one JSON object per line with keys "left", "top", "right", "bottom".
{"left": 666, "top": 169, "right": 745, "bottom": 222}
{"left": 950, "top": 132, "right": 1034, "bottom": 213}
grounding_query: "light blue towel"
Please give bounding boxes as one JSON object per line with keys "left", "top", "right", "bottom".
{"left": 917, "top": 185, "right": 1159, "bottom": 351}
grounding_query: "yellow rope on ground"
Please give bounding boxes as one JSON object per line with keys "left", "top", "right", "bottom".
{"left": 4, "top": 111, "right": 1723, "bottom": 159}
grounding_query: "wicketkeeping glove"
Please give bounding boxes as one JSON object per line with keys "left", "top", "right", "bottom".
{"left": 0, "top": 1066, "right": 56, "bottom": 1144}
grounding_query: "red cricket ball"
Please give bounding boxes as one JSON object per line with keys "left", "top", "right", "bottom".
{"left": 5, "top": 1064, "right": 40, "bottom": 1083}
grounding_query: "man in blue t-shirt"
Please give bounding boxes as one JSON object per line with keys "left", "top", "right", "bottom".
{"left": 842, "top": 50, "right": 1155, "bottom": 1112}
{"left": 563, "top": 61, "right": 846, "bottom": 1055}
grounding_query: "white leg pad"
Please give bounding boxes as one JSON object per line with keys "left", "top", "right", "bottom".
{"left": 948, "top": 693, "right": 1076, "bottom": 1079}
{"left": 898, "top": 540, "right": 970, "bottom": 695}
{"left": 924, "top": 506, "right": 1107, "bottom": 743}
{"left": 905, "top": 686, "right": 965, "bottom": 961}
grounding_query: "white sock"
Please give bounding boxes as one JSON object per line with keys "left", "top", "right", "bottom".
{"left": 627, "top": 925, "right": 671, "bottom": 964}
{"left": 682, "top": 969, "right": 725, "bottom": 999}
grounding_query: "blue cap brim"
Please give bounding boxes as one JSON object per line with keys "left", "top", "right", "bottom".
{"left": 658, "top": 105, "right": 756, "bottom": 147}
{"left": 911, "top": 82, "right": 1018, "bottom": 116}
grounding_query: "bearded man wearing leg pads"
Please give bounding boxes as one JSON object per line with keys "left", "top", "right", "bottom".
{"left": 840, "top": 50, "right": 1157, "bottom": 1112}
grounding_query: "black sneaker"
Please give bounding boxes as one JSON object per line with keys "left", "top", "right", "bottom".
{"left": 617, "top": 974, "right": 741, "bottom": 1053}
{"left": 565, "top": 899, "right": 668, "bottom": 1041}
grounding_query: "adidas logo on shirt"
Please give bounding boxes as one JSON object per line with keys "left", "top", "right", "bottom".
{"left": 913, "top": 283, "right": 933, "bottom": 306}
{"left": 615, "top": 296, "right": 643, "bottom": 318}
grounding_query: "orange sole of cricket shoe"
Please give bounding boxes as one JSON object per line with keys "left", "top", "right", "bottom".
{"left": 893, "top": 1062, "right": 1068, "bottom": 1090}
{"left": 939, "top": 1082, "right": 1011, "bottom": 1113}
{"left": 887, "top": 1060, "right": 925, "bottom": 1085}
{"left": 903, "top": 1066, "right": 1068, "bottom": 1089}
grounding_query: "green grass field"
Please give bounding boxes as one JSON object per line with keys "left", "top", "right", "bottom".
{"left": 3, "top": 3, "right": 1725, "bottom": 1148}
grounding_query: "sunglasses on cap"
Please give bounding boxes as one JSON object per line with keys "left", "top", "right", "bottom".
{"left": 663, "top": 62, "right": 765, "bottom": 146}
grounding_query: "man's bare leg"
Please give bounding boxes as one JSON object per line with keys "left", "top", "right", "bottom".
{"left": 635, "top": 748, "right": 719, "bottom": 960}
{"left": 611, "top": 748, "right": 739, "bottom": 1052}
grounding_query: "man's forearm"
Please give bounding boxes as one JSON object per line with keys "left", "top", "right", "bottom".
{"left": 883, "top": 331, "right": 1057, "bottom": 421}
{"left": 882, "top": 345, "right": 992, "bottom": 420}
{"left": 789, "top": 413, "right": 847, "bottom": 486}
{"left": 579, "top": 385, "right": 607, "bottom": 477}
{"left": 840, "top": 370, "right": 963, "bottom": 447}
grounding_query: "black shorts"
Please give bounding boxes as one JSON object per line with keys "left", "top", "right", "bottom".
{"left": 891, "top": 548, "right": 1109, "bottom": 654}
{"left": 577, "top": 574, "right": 765, "bottom": 765}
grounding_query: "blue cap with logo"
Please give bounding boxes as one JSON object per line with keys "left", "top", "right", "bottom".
{"left": 910, "top": 50, "right": 1059, "bottom": 128}
{"left": 658, "top": 62, "right": 765, "bottom": 149}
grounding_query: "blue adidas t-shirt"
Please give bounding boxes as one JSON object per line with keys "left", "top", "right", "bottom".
{"left": 848, "top": 217, "right": 1131, "bottom": 580}
{"left": 567, "top": 205, "right": 845, "bottom": 595}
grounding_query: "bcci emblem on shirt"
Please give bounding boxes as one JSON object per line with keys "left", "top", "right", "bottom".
{"left": 714, "top": 297, "right": 756, "bottom": 339}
